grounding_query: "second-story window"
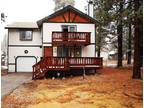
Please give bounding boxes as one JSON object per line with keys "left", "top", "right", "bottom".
{"left": 62, "top": 25, "right": 77, "bottom": 32}
{"left": 20, "top": 30, "right": 32, "bottom": 41}
{"left": 69, "top": 26, "right": 76, "bottom": 32}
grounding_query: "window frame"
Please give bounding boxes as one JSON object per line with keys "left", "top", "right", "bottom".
{"left": 68, "top": 25, "right": 77, "bottom": 32}
{"left": 61, "top": 25, "right": 77, "bottom": 32}
{"left": 19, "top": 29, "right": 33, "bottom": 41}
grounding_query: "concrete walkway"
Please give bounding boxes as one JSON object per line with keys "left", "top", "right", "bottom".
{"left": 1, "top": 73, "right": 32, "bottom": 99}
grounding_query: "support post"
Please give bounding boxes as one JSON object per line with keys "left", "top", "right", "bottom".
{"left": 94, "top": 69, "right": 96, "bottom": 75}
{"left": 83, "top": 66, "right": 86, "bottom": 79}
{"left": 62, "top": 71, "right": 66, "bottom": 80}
{"left": 32, "top": 67, "right": 34, "bottom": 80}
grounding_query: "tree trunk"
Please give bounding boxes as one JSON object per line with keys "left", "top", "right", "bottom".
{"left": 127, "top": 19, "right": 132, "bottom": 64}
{"left": 97, "top": 26, "right": 102, "bottom": 57}
{"left": 97, "top": 47, "right": 101, "bottom": 57}
{"left": 133, "top": 0, "right": 143, "bottom": 79}
{"left": 117, "top": 2, "right": 123, "bottom": 67}
{"left": 127, "top": 0, "right": 132, "bottom": 64}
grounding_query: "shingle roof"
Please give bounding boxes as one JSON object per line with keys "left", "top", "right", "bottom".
{"left": 5, "top": 22, "right": 38, "bottom": 29}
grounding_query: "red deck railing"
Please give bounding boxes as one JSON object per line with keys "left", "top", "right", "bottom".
{"left": 69, "top": 57, "right": 103, "bottom": 66}
{"left": 52, "top": 32, "right": 91, "bottom": 45}
{"left": 32, "top": 57, "right": 103, "bottom": 80}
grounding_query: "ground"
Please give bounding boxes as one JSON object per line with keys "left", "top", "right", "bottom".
{"left": 1, "top": 71, "right": 31, "bottom": 99}
{"left": 2, "top": 67, "right": 143, "bottom": 108}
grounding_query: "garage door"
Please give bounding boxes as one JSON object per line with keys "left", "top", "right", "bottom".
{"left": 17, "top": 57, "right": 36, "bottom": 72}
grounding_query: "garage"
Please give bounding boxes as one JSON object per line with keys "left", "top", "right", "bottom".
{"left": 16, "top": 57, "right": 36, "bottom": 72}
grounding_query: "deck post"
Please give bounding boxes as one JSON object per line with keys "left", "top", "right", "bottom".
{"left": 32, "top": 66, "right": 34, "bottom": 80}
{"left": 83, "top": 66, "right": 86, "bottom": 79}
{"left": 62, "top": 71, "right": 66, "bottom": 80}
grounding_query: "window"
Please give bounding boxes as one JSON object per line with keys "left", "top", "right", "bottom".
{"left": 57, "top": 46, "right": 81, "bottom": 57}
{"left": 20, "top": 30, "right": 32, "bottom": 41}
{"left": 62, "top": 25, "right": 77, "bottom": 32}
{"left": 57, "top": 46, "right": 68, "bottom": 57}
{"left": 74, "top": 46, "right": 81, "bottom": 57}
{"left": 69, "top": 26, "right": 76, "bottom": 32}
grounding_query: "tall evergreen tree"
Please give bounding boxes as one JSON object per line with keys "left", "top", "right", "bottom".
{"left": 93, "top": 0, "right": 112, "bottom": 57}
{"left": 133, "top": 0, "right": 143, "bottom": 79}
{"left": 53, "top": 0, "right": 75, "bottom": 11}
{"left": 117, "top": 1, "right": 123, "bottom": 67}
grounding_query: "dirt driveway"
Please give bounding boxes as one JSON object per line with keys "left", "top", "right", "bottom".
{"left": 1, "top": 72, "right": 32, "bottom": 99}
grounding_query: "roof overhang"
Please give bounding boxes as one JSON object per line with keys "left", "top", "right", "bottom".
{"left": 5, "top": 22, "right": 39, "bottom": 29}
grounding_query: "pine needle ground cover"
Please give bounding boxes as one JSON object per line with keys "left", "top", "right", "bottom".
{"left": 2, "top": 68, "right": 142, "bottom": 108}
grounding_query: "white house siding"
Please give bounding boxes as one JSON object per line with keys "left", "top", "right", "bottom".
{"left": 8, "top": 47, "right": 42, "bottom": 72}
{"left": 8, "top": 65, "right": 15, "bottom": 72}
{"left": 43, "top": 23, "right": 95, "bottom": 44}
{"left": 8, "top": 29, "right": 42, "bottom": 72}
{"left": 43, "top": 23, "right": 96, "bottom": 57}
{"left": 9, "top": 29, "right": 42, "bottom": 45}
{"left": 82, "top": 45, "right": 95, "bottom": 57}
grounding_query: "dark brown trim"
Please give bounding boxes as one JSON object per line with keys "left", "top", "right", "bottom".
{"left": 15, "top": 56, "right": 37, "bottom": 72}
{"left": 8, "top": 45, "right": 42, "bottom": 47}
{"left": 68, "top": 9, "right": 70, "bottom": 22}
{"left": 72, "top": 14, "right": 77, "bottom": 22}
{"left": 8, "top": 63, "right": 15, "bottom": 65}
{"left": 43, "top": 42, "right": 52, "bottom": 44}
{"left": 7, "top": 30, "right": 9, "bottom": 72}
{"left": 62, "top": 15, "right": 67, "bottom": 22}
{"left": 42, "top": 22, "right": 95, "bottom": 24}
{"left": 42, "top": 26, "right": 44, "bottom": 45}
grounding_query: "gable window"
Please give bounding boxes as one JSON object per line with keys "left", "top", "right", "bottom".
{"left": 69, "top": 26, "right": 76, "bottom": 32}
{"left": 20, "top": 30, "right": 32, "bottom": 41}
{"left": 62, "top": 25, "right": 77, "bottom": 32}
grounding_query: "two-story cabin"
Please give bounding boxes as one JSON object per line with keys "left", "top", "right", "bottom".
{"left": 6, "top": 3, "right": 103, "bottom": 79}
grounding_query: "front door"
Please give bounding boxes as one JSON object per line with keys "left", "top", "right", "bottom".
{"left": 44, "top": 47, "right": 52, "bottom": 57}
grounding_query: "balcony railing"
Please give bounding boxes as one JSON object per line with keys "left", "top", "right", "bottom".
{"left": 32, "top": 57, "right": 103, "bottom": 79}
{"left": 52, "top": 32, "right": 91, "bottom": 45}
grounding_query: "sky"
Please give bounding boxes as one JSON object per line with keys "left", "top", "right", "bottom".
{"left": 0, "top": 0, "right": 87, "bottom": 41}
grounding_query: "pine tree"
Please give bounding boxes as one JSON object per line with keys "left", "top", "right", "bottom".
{"left": 53, "top": 0, "right": 75, "bottom": 11}
{"left": 132, "top": 0, "right": 143, "bottom": 79}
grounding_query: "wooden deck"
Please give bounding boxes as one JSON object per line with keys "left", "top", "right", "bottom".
{"left": 32, "top": 57, "right": 103, "bottom": 79}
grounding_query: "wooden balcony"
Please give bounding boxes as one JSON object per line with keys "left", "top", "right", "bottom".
{"left": 32, "top": 57, "right": 103, "bottom": 79}
{"left": 52, "top": 32, "right": 91, "bottom": 45}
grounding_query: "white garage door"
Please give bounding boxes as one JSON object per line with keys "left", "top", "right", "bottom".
{"left": 17, "top": 57, "right": 36, "bottom": 72}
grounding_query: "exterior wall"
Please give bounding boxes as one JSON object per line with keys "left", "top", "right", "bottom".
{"left": 8, "top": 29, "right": 42, "bottom": 72}
{"left": 9, "top": 29, "right": 42, "bottom": 45}
{"left": 43, "top": 23, "right": 95, "bottom": 44}
{"left": 43, "top": 23, "right": 96, "bottom": 57}
{"left": 8, "top": 47, "right": 42, "bottom": 72}
{"left": 82, "top": 45, "right": 95, "bottom": 57}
